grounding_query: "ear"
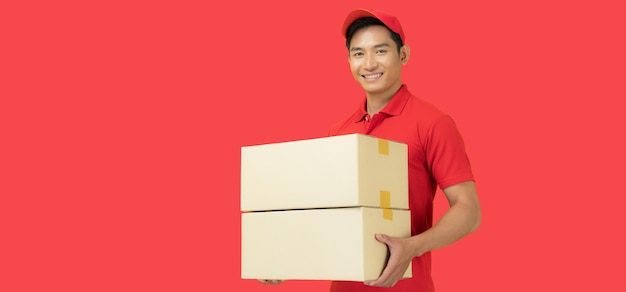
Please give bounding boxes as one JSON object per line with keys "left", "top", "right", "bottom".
{"left": 400, "top": 45, "right": 410, "bottom": 65}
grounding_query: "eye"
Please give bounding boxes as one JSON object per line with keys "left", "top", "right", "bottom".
{"left": 376, "top": 49, "right": 387, "bottom": 54}
{"left": 352, "top": 52, "right": 364, "bottom": 57}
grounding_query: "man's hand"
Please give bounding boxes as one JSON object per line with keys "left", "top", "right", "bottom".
{"left": 364, "top": 234, "right": 414, "bottom": 288}
{"left": 258, "top": 280, "right": 283, "bottom": 285}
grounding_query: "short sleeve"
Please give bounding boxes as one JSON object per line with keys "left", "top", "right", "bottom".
{"left": 424, "top": 115, "right": 475, "bottom": 189}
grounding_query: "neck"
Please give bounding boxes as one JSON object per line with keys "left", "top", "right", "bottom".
{"left": 366, "top": 83, "right": 402, "bottom": 115}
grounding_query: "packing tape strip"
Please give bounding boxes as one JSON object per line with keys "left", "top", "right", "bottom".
{"left": 383, "top": 209, "right": 393, "bottom": 221}
{"left": 378, "top": 139, "right": 389, "bottom": 155}
{"left": 380, "top": 190, "right": 393, "bottom": 220}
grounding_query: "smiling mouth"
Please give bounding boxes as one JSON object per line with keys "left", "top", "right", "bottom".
{"left": 362, "top": 73, "right": 383, "bottom": 79}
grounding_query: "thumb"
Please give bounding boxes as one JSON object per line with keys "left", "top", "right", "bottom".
{"left": 375, "top": 233, "right": 391, "bottom": 244}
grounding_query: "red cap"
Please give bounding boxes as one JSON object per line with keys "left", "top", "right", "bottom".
{"left": 341, "top": 8, "right": 405, "bottom": 43}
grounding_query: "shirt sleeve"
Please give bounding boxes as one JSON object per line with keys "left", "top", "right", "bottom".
{"left": 424, "top": 115, "right": 475, "bottom": 189}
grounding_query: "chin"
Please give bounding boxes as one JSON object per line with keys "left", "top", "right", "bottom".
{"left": 361, "top": 84, "right": 386, "bottom": 94}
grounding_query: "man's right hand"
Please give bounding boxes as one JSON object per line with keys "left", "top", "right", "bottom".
{"left": 258, "top": 280, "right": 283, "bottom": 285}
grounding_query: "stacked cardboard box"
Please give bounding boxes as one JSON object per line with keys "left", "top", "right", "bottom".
{"left": 240, "top": 133, "right": 411, "bottom": 282}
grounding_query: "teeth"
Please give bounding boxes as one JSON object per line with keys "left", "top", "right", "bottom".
{"left": 363, "top": 73, "right": 382, "bottom": 79}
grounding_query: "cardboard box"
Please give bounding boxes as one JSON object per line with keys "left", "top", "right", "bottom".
{"left": 240, "top": 134, "right": 408, "bottom": 211}
{"left": 241, "top": 207, "right": 412, "bottom": 281}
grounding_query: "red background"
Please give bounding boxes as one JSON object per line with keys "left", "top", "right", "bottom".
{"left": 2, "top": 0, "right": 625, "bottom": 291}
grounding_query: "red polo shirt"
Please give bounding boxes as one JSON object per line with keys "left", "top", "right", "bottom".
{"left": 328, "top": 85, "right": 475, "bottom": 292}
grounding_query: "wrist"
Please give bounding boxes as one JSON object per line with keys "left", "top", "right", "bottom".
{"left": 409, "top": 233, "right": 429, "bottom": 257}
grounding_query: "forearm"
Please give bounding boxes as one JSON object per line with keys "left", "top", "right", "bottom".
{"left": 409, "top": 183, "right": 482, "bottom": 257}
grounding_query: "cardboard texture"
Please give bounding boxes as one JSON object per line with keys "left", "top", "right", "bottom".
{"left": 241, "top": 207, "right": 412, "bottom": 281}
{"left": 240, "top": 134, "right": 408, "bottom": 212}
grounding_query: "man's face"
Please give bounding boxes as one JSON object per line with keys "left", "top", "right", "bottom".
{"left": 348, "top": 25, "right": 407, "bottom": 98}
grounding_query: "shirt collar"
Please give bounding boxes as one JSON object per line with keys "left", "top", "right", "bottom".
{"left": 353, "top": 84, "right": 411, "bottom": 123}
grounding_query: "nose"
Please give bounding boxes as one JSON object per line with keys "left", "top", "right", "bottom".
{"left": 364, "top": 53, "right": 377, "bottom": 70}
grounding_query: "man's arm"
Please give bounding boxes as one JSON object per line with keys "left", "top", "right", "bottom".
{"left": 414, "top": 181, "right": 482, "bottom": 254}
{"left": 365, "top": 181, "right": 482, "bottom": 287}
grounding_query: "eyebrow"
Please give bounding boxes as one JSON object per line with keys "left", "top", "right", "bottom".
{"left": 350, "top": 43, "right": 392, "bottom": 52}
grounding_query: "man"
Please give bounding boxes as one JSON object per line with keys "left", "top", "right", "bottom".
{"left": 260, "top": 8, "right": 481, "bottom": 291}
{"left": 327, "top": 8, "right": 482, "bottom": 292}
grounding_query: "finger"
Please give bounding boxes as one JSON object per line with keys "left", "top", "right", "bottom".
{"left": 366, "top": 266, "right": 391, "bottom": 287}
{"left": 265, "top": 280, "right": 283, "bottom": 285}
{"left": 368, "top": 256, "right": 404, "bottom": 287}
{"left": 259, "top": 279, "right": 281, "bottom": 285}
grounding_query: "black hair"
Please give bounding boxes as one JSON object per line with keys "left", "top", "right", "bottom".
{"left": 345, "top": 17, "right": 403, "bottom": 52}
